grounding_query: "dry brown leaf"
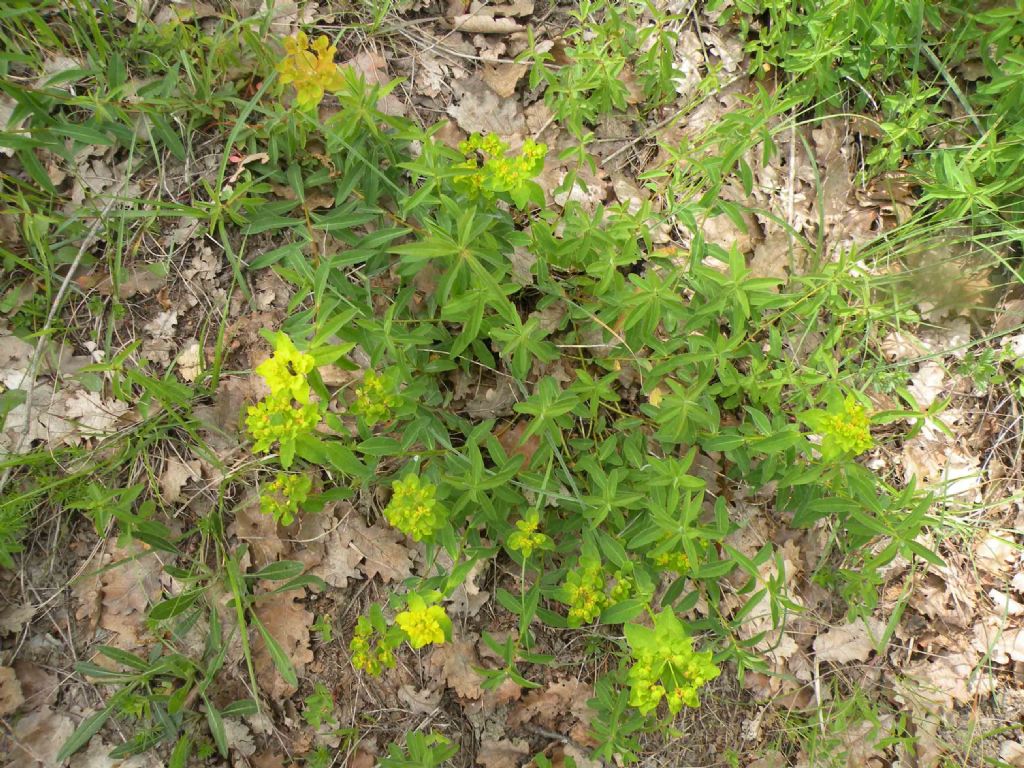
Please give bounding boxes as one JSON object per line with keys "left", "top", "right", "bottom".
{"left": 13, "top": 660, "right": 58, "bottom": 709}
{"left": 750, "top": 231, "right": 798, "bottom": 281}
{"left": 547, "top": 744, "right": 602, "bottom": 768}
{"left": 908, "top": 360, "right": 946, "bottom": 409}
{"left": 898, "top": 648, "right": 993, "bottom": 711}
{"left": 975, "top": 534, "right": 1017, "bottom": 575}
{"left": 68, "top": 738, "right": 120, "bottom": 768}
{"left": 477, "top": 738, "right": 530, "bottom": 768}
{"left": 457, "top": 379, "right": 518, "bottom": 420}
{"left": 10, "top": 706, "right": 75, "bottom": 767}
{"left": 447, "top": 78, "right": 525, "bottom": 136}
{"left": 881, "top": 331, "right": 926, "bottom": 362}
{"left": 344, "top": 51, "right": 404, "bottom": 116}
{"left": 224, "top": 718, "right": 256, "bottom": 757}
{"left": 287, "top": 510, "right": 330, "bottom": 573}
{"left": 0, "top": 602, "right": 36, "bottom": 635}
{"left": 143, "top": 309, "right": 177, "bottom": 340}
{"left": 65, "top": 390, "right": 132, "bottom": 436}
{"left": 701, "top": 209, "right": 759, "bottom": 255}
{"left": 308, "top": 524, "right": 364, "bottom": 589}
{"left": 73, "top": 565, "right": 103, "bottom": 638}
{"left": 989, "top": 589, "right": 1024, "bottom": 616}
{"left": 839, "top": 716, "right": 893, "bottom": 768}
{"left": 0, "top": 666, "right": 24, "bottom": 716}
{"left": 910, "top": 571, "right": 975, "bottom": 628}
{"left": 251, "top": 753, "right": 288, "bottom": 768}
{"left": 723, "top": 544, "right": 802, "bottom": 662}
{"left": 449, "top": 0, "right": 533, "bottom": 32}
{"left": 453, "top": 14, "right": 522, "bottom": 33}
{"left": 159, "top": 456, "right": 201, "bottom": 503}
{"left": 344, "top": 517, "right": 413, "bottom": 584}
{"left": 550, "top": 166, "right": 609, "bottom": 212}
{"left": 98, "top": 544, "right": 163, "bottom": 648}
{"left": 88, "top": 265, "right": 166, "bottom": 298}
{"left": 445, "top": 557, "right": 490, "bottom": 616}
{"left": 2, "top": 387, "right": 133, "bottom": 456}
{"left": 748, "top": 752, "right": 787, "bottom": 768}
{"left": 901, "top": 434, "right": 946, "bottom": 485}
{"left": 0, "top": 332, "right": 34, "bottom": 388}
{"left": 398, "top": 684, "right": 443, "bottom": 715}
{"left": 999, "top": 741, "right": 1024, "bottom": 767}
{"left": 813, "top": 617, "right": 886, "bottom": 664}
{"left": 482, "top": 62, "right": 528, "bottom": 97}
{"left": 346, "top": 743, "right": 377, "bottom": 768}
{"left": 0, "top": 95, "right": 26, "bottom": 157}
{"left": 508, "top": 678, "right": 593, "bottom": 730}
{"left": 973, "top": 620, "right": 1024, "bottom": 664}
{"left": 253, "top": 588, "right": 314, "bottom": 698}
{"left": 200, "top": 376, "right": 268, "bottom": 438}
{"left": 477, "top": 677, "right": 523, "bottom": 713}
{"left": 175, "top": 339, "right": 202, "bottom": 382}
{"left": 428, "top": 639, "right": 485, "bottom": 700}
{"left": 414, "top": 54, "right": 449, "bottom": 99}
{"left": 230, "top": 496, "right": 286, "bottom": 568}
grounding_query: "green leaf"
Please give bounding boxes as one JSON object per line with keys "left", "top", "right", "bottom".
{"left": 149, "top": 590, "right": 202, "bottom": 621}
{"left": 250, "top": 560, "right": 305, "bottom": 582}
{"left": 96, "top": 646, "right": 149, "bottom": 671}
{"left": 600, "top": 598, "right": 646, "bottom": 625}
{"left": 221, "top": 699, "right": 260, "bottom": 717}
{"left": 251, "top": 615, "right": 298, "bottom": 687}
{"left": 204, "top": 698, "right": 229, "bottom": 758}
{"left": 169, "top": 735, "right": 192, "bottom": 768}
{"left": 57, "top": 707, "right": 115, "bottom": 762}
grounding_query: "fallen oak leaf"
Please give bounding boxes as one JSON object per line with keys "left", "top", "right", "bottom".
{"left": 398, "top": 684, "right": 443, "bottom": 715}
{"left": 0, "top": 666, "right": 23, "bottom": 716}
{"left": 308, "top": 524, "right": 364, "bottom": 589}
{"left": 482, "top": 62, "right": 529, "bottom": 98}
{"left": 229, "top": 495, "right": 286, "bottom": 568}
{"left": 159, "top": 456, "right": 202, "bottom": 504}
{"left": 897, "top": 648, "right": 994, "bottom": 712}
{"left": 428, "top": 638, "right": 485, "bottom": 700}
{"left": 13, "top": 660, "right": 58, "bottom": 710}
{"left": 812, "top": 617, "right": 886, "bottom": 664}
{"left": 476, "top": 738, "right": 530, "bottom": 768}
{"left": 227, "top": 151, "right": 270, "bottom": 184}
{"left": 508, "top": 678, "right": 593, "bottom": 731}
{"left": 343, "top": 515, "right": 413, "bottom": 584}
{"left": 82, "top": 265, "right": 166, "bottom": 298}
{"left": 10, "top": 706, "right": 75, "bottom": 767}
{"left": 252, "top": 588, "right": 314, "bottom": 698}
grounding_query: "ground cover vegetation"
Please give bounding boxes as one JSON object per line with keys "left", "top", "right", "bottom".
{"left": 1, "top": 0, "right": 1023, "bottom": 766}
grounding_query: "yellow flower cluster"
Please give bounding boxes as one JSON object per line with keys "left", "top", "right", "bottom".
{"left": 259, "top": 472, "right": 312, "bottom": 526}
{"left": 455, "top": 133, "right": 546, "bottom": 206}
{"left": 507, "top": 512, "right": 552, "bottom": 559}
{"left": 349, "top": 614, "right": 396, "bottom": 676}
{"left": 255, "top": 334, "right": 315, "bottom": 404}
{"left": 395, "top": 601, "right": 450, "bottom": 650}
{"left": 650, "top": 549, "right": 689, "bottom": 573}
{"left": 609, "top": 570, "right": 633, "bottom": 602}
{"left": 383, "top": 474, "right": 445, "bottom": 542}
{"left": 245, "top": 395, "right": 320, "bottom": 453}
{"left": 245, "top": 334, "right": 321, "bottom": 466}
{"left": 351, "top": 369, "right": 400, "bottom": 426}
{"left": 625, "top": 610, "right": 721, "bottom": 716}
{"left": 563, "top": 560, "right": 609, "bottom": 626}
{"left": 277, "top": 31, "right": 345, "bottom": 110}
{"left": 821, "top": 395, "right": 874, "bottom": 456}
{"left": 627, "top": 648, "right": 720, "bottom": 715}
